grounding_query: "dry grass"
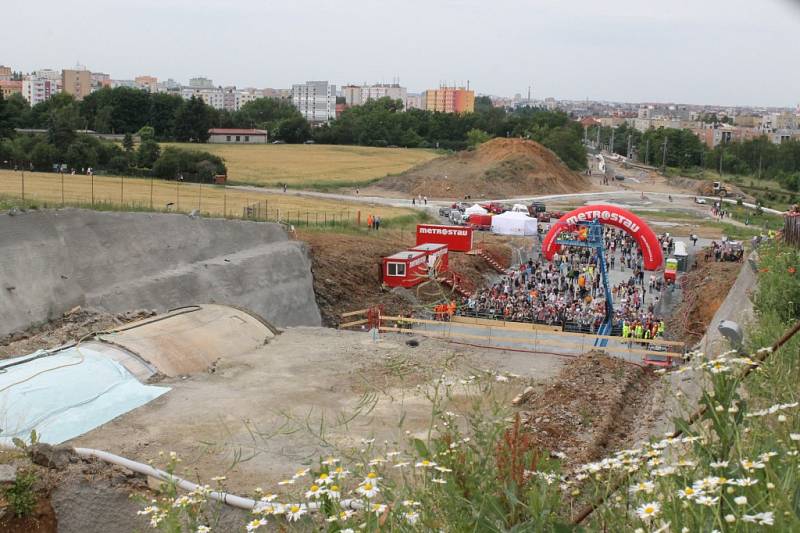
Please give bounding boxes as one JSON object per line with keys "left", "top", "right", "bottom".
{"left": 162, "top": 143, "right": 438, "bottom": 188}
{"left": 0, "top": 170, "right": 413, "bottom": 220}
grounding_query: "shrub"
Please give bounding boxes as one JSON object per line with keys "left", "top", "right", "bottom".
{"left": 5, "top": 470, "right": 37, "bottom": 518}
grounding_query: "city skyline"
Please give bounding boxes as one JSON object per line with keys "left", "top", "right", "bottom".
{"left": 3, "top": 0, "right": 800, "bottom": 108}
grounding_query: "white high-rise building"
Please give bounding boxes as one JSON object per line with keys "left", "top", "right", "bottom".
{"left": 291, "top": 81, "right": 336, "bottom": 123}
{"left": 22, "top": 69, "right": 61, "bottom": 105}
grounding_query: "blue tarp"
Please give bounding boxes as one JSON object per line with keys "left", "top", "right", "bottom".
{"left": 0, "top": 345, "right": 169, "bottom": 445}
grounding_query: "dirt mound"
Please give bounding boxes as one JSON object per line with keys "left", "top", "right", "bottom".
{"left": 298, "top": 230, "right": 510, "bottom": 326}
{"left": 514, "top": 352, "right": 656, "bottom": 466}
{"left": 375, "top": 138, "right": 589, "bottom": 199}
{"left": 667, "top": 251, "right": 742, "bottom": 346}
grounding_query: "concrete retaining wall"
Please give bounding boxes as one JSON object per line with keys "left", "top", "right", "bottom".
{"left": 0, "top": 209, "right": 321, "bottom": 336}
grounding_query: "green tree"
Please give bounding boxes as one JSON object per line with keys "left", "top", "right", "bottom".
{"left": 47, "top": 104, "right": 80, "bottom": 149}
{"left": 174, "top": 96, "right": 212, "bottom": 142}
{"left": 122, "top": 133, "right": 134, "bottom": 152}
{"left": 136, "top": 139, "right": 161, "bottom": 167}
{"left": 466, "top": 128, "right": 492, "bottom": 148}
{"left": 29, "top": 140, "right": 59, "bottom": 170}
{"left": 137, "top": 126, "right": 156, "bottom": 142}
{"left": 275, "top": 116, "right": 311, "bottom": 143}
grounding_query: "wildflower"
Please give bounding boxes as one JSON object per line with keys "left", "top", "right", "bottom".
{"left": 635, "top": 501, "right": 661, "bottom": 521}
{"left": 693, "top": 477, "right": 722, "bottom": 491}
{"left": 341, "top": 529, "right": 355, "bottom": 533}
{"left": 370, "top": 503, "right": 388, "bottom": 516}
{"left": 695, "top": 495, "right": 719, "bottom": 506}
{"left": 654, "top": 466, "right": 676, "bottom": 477}
{"left": 725, "top": 514, "right": 736, "bottom": 523}
{"left": 740, "top": 459, "right": 766, "bottom": 472}
{"left": 369, "top": 458, "right": 387, "bottom": 466}
{"left": 285, "top": 504, "right": 307, "bottom": 522}
{"left": 551, "top": 451, "right": 567, "bottom": 460}
{"left": 415, "top": 459, "right": 437, "bottom": 468}
{"left": 316, "top": 472, "right": 333, "bottom": 485}
{"left": 305, "top": 484, "right": 324, "bottom": 499}
{"left": 137, "top": 506, "right": 158, "bottom": 516}
{"left": 364, "top": 471, "right": 381, "bottom": 483}
{"left": 743, "top": 512, "right": 774, "bottom": 526}
{"left": 332, "top": 466, "right": 350, "bottom": 478}
{"left": 356, "top": 482, "right": 380, "bottom": 499}
{"left": 246, "top": 518, "right": 267, "bottom": 532}
{"left": 403, "top": 500, "right": 421, "bottom": 507}
{"left": 734, "top": 477, "right": 758, "bottom": 487}
{"left": 328, "top": 484, "right": 341, "bottom": 500}
{"left": 211, "top": 475, "right": 226, "bottom": 482}
{"left": 277, "top": 479, "right": 295, "bottom": 486}
{"left": 495, "top": 374, "right": 509, "bottom": 382}
{"left": 405, "top": 511, "right": 420, "bottom": 525}
{"left": 293, "top": 468, "right": 310, "bottom": 479}
{"left": 675, "top": 458, "right": 695, "bottom": 468}
{"left": 734, "top": 496, "right": 748, "bottom": 506}
{"left": 710, "top": 460, "right": 729, "bottom": 468}
{"left": 778, "top": 414, "right": 788, "bottom": 422}
{"left": 432, "top": 477, "right": 447, "bottom": 484}
{"left": 321, "top": 457, "right": 339, "bottom": 466}
{"left": 386, "top": 451, "right": 401, "bottom": 458}
{"left": 677, "top": 487, "right": 703, "bottom": 500}
{"left": 196, "top": 527, "right": 210, "bottom": 533}
{"left": 767, "top": 482, "right": 775, "bottom": 489}
{"left": 709, "top": 361, "right": 731, "bottom": 374}
{"left": 361, "top": 438, "right": 376, "bottom": 444}
{"left": 434, "top": 466, "right": 453, "bottom": 473}
{"left": 630, "top": 480, "right": 655, "bottom": 494}
{"left": 393, "top": 462, "right": 410, "bottom": 468}
{"left": 260, "top": 494, "right": 278, "bottom": 503}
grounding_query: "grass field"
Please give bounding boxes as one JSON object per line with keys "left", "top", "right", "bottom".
{"left": 0, "top": 169, "right": 414, "bottom": 223}
{"left": 162, "top": 143, "right": 438, "bottom": 189}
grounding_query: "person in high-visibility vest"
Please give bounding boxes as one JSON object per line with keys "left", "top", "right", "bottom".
{"left": 635, "top": 323, "right": 643, "bottom": 339}
{"left": 644, "top": 328, "right": 651, "bottom": 340}
{"left": 622, "top": 321, "right": 630, "bottom": 338}
{"left": 658, "top": 320, "right": 665, "bottom": 337}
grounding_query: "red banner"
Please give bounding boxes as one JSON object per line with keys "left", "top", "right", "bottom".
{"left": 416, "top": 224, "right": 474, "bottom": 252}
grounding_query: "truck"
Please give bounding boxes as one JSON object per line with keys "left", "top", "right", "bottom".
{"left": 467, "top": 213, "right": 492, "bottom": 230}
{"left": 480, "top": 202, "right": 505, "bottom": 214}
{"left": 528, "top": 201, "right": 546, "bottom": 215}
{"left": 713, "top": 181, "right": 729, "bottom": 196}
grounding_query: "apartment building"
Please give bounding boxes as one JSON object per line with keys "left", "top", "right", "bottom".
{"left": 92, "top": 72, "right": 111, "bottom": 89}
{"left": 0, "top": 66, "right": 11, "bottom": 81}
{"left": 62, "top": 69, "right": 92, "bottom": 100}
{"left": 0, "top": 80, "right": 22, "bottom": 99}
{"left": 422, "top": 86, "right": 475, "bottom": 113}
{"left": 291, "top": 81, "right": 336, "bottom": 123}
{"left": 135, "top": 75, "right": 158, "bottom": 92}
{"left": 21, "top": 70, "right": 61, "bottom": 105}
{"left": 342, "top": 83, "right": 408, "bottom": 108}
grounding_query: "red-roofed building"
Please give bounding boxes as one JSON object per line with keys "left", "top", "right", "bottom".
{"left": 579, "top": 117, "right": 601, "bottom": 128}
{"left": 0, "top": 80, "right": 22, "bottom": 99}
{"left": 208, "top": 128, "right": 268, "bottom": 144}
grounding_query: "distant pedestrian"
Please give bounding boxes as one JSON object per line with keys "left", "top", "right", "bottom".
{"left": 691, "top": 234, "right": 698, "bottom": 246}
{"left": 412, "top": 197, "right": 416, "bottom": 206}
{"left": 423, "top": 196, "right": 428, "bottom": 205}
{"left": 283, "top": 183, "right": 287, "bottom": 193}
{"left": 367, "top": 214, "right": 373, "bottom": 229}
{"left": 375, "top": 216, "right": 381, "bottom": 231}
{"left": 355, "top": 188, "right": 359, "bottom": 196}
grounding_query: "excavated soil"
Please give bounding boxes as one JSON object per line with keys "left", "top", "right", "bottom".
{"left": 0, "top": 308, "right": 155, "bottom": 359}
{"left": 514, "top": 352, "right": 657, "bottom": 467}
{"left": 375, "top": 138, "right": 589, "bottom": 199}
{"left": 666, "top": 252, "right": 742, "bottom": 346}
{"left": 298, "top": 230, "right": 510, "bottom": 326}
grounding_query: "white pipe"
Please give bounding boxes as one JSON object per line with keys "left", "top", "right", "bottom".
{"left": 74, "top": 447, "right": 362, "bottom": 513}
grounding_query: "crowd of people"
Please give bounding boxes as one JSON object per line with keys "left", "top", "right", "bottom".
{"left": 456, "top": 228, "right": 666, "bottom": 335}
{"left": 706, "top": 239, "right": 745, "bottom": 262}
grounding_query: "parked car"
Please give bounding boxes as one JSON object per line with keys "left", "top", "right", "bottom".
{"left": 614, "top": 174, "right": 625, "bottom": 181}
{"left": 271, "top": 140, "right": 286, "bottom": 144}
{"left": 694, "top": 197, "right": 707, "bottom": 204}
{"left": 438, "top": 207, "right": 452, "bottom": 217}
{"left": 303, "top": 140, "right": 316, "bottom": 144}
{"left": 529, "top": 201, "right": 546, "bottom": 214}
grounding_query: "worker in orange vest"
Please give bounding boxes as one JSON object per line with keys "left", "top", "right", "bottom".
{"left": 367, "top": 214, "right": 373, "bottom": 229}
{"left": 448, "top": 300, "right": 457, "bottom": 317}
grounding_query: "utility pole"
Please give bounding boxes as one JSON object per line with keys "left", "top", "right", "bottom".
{"left": 661, "top": 137, "right": 668, "bottom": 170}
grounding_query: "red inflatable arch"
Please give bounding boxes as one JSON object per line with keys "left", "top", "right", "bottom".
{"left": 542, "top": 205, "right": 664, "bottom": 271}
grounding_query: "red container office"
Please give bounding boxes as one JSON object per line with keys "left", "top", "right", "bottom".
{"left": 467, "top": 214, "right": 492, "bottom": 230}
{"left": 382, "top": 250, "right": 428, "bottom": 288}
{"left": 410, "top": 243, "right": 449, "bottom": 275}
{"left": 416, "top": 224, "right": 474, "bottom": 252}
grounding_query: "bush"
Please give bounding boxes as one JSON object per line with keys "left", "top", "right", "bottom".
{"left": 5, "top": 470, "right": 37, "bottom": 518}
{"left": 152, "top": 147, "right": 226, "bottom": 182}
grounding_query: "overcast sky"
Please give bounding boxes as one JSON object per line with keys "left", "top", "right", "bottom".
{"left": 5, "top": 0, "right": 800, "bottom": 107}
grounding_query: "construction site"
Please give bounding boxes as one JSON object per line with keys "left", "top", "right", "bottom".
{"left": 0, "top": 139, "right": 793, "bottom": 532}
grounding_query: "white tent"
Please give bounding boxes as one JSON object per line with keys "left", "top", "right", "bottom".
{"left": 464, "top": 203, "right": 488, "bottom": 215}
{"left": 491, "top": 211, "right": 538, "bottom": 236}
{"left": 511, "top": 204, "right": 529, "bottom": 213}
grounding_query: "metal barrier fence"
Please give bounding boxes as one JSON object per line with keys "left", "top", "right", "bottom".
{"left": 242, "top": 200, "right": 358, "bottom": 227}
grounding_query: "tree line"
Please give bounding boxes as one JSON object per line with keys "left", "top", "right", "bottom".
{"left": 0, "top": 88, "right": 588, "bottom": 176}
{"left": 587, "top": 122, "right": 800, "bottom": 192}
